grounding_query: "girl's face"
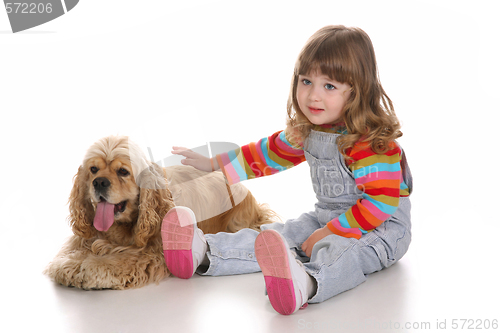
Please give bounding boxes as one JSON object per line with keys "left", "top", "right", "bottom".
{"left": 296, "top": 71, "right": 351, "bottom": 126}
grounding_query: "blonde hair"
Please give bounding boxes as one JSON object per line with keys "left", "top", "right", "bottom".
{"left": 286, "top": 25, "right": 402, "bottom": 157}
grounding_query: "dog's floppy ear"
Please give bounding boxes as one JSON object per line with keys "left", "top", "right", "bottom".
{"left": 134, "top": 163, "right": 174, "bottom": 247}
{"left": 68, "top": 166, "right": 96, "bottom": 239}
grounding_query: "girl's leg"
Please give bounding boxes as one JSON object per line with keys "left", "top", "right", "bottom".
{"left": 261, "top": 211, "right": 321, "bottom": 249}
{"left": 161, "top": 206, "right": 262, "bottom": 278}
{"left": 304, "top": 200, "right": 411, "bottom": 303}
{"left": 199, "top": 228, "right": 262, "bottom": 276}
{"left": 200, "top": 209, "right": 328, "bottom": 277}
{"left": 303, "top": 233, "right": 382, "bottom": 303}
{"left": 252, "top": 210, "right": 326, "bottom": 315}
{"left": 254, "top": 229, "right": 316, "bottom": 315}
{"left": 161, "top": 207, "right": 208, "bottom": 279}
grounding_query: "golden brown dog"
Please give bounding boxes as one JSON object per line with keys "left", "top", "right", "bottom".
{"left": 44, "top": 136, "right": 276, "bottom": 290}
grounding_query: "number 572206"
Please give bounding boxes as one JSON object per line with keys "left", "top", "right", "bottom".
{"left": 5, "top": 2, "right": 53, "bottom": 14}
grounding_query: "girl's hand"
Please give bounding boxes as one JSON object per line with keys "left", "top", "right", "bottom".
{"left": 301, "top": 226, "right": 334, "bottom": 258}
{"left": 171, "top": 146, "right": 219, "bottom": 172}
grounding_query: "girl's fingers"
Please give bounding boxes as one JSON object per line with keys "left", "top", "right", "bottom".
{"left": 171, "top": 146, "right": 212, "bottom": 172}
{"left": 171, "top": 146, "right": 190, "bottom": 153}
{"left": 172, "top": 147, "right": 194, "bottom": 157}
{"left": 172, "top": 146, "right": 189, "bottom": 150}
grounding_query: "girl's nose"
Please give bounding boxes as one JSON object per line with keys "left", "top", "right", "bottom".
{"left": 309, "top": 87, "right": 321, "bottom": 102}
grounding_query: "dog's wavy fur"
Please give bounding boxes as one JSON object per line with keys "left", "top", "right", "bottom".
{"left": 44, "top": 136, "right": 277, "bottom": 290}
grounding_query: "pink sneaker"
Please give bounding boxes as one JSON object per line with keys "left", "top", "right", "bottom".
{"left": 161, "top": 206, "right": 207, "bottom": 279}
{"left": 255, "top": 230, "right": 309, "bottom": 315}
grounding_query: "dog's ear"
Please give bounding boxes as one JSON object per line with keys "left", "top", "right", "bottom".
{"left": 134, "top": 163, "right": 174, "bottom": 247}
{"left": 68, "top": 166, "right": 96, "bottom": 239}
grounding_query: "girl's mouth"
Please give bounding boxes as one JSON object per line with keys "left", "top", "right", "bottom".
{"left": 308, "top": 107, "right": 324, "bottom": 114}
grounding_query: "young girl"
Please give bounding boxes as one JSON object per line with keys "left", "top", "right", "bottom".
{"left": 162, "top": 25, "right": 412, "bottom": 315}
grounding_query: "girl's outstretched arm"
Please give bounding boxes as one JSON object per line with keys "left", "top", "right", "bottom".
{"left": 171, "top": 146, "right": 219, "bottom": 172}
{"left": 215, "top": 130, "right": 305, "bottom": 185}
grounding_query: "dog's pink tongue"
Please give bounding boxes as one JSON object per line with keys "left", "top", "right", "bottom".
{"left": 94, "top": 201, "right": 115, "bottom": 232}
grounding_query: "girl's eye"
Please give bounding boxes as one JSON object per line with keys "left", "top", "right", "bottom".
{"left": 90, "top": 166, "right": 99, "bottom": 174}
{"left": 325, "top": 83, "right": 336, "bottom": 90}
{"left": 302, "top": 79, "right": 312, "bottom": 85}
{"left": 118, "top": 168, "right": 130, "bottom": 176}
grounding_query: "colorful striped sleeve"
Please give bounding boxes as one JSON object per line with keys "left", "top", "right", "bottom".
{"left": 326, "top": 141, "right": 404, "bottom": 239}
{"left": 216, "top": 130, "right": 306, "bottom": 185}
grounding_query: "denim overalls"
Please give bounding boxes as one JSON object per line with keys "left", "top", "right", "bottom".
{"left": 200, "top": 130, "right": 412, "bottom": 303}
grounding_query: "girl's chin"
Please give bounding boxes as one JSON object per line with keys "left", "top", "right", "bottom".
{"left": 307, "top": 116, "right": 342, "bottom": 126}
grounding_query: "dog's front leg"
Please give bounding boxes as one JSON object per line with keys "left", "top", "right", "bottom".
{"left": 45, "top": 237, "right": 168, "bottom": 290}
{"left": 77, "top": 241, "right": 168, "bottom": 290}
{"left": 45, "top": 236, "right": 128, "bottom": 290}
{"left": 44, "top": 236, "right": 96, "bottom": 289}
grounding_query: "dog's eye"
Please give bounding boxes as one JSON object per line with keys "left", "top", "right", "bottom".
{"left": 90, "top": 166, "right": 99, "bottom": 174}
{"left": 118, "top": 168, "right": 130, "bottom": 176}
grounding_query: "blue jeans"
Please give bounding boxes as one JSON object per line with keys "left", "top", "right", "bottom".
{"left": 199, "top": 197, "right": 411, "bottom": 303}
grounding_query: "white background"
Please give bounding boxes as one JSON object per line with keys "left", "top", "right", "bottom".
{"left": 1, "top": 1, "right": 498, "bottom": 332}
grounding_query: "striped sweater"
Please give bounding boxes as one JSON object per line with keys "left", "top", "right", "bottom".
{"left": 216, "top": 126, "right": 410, "bottom": 240}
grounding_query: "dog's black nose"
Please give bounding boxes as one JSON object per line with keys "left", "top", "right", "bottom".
{"left": 93, "top": 177, "right": 111, "bottom": 192}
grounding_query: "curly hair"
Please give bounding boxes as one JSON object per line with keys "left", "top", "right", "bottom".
{"left": 286, "top": 25, "right": 402, "bottom": 158}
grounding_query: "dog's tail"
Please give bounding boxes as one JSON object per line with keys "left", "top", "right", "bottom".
{"left": 197, "top": 191, "right": 280, "bottom": 234}
{"left": 225, "top": 191, "right": 280, "bottom": 233}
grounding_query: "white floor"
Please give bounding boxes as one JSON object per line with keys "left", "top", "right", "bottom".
{"left": 2, "top": 218, "right": 498, "bottom": 333}
{"left": 7, "top": 238, "right": 420, "bottom": 333}
{"left": 1, "top": 1, "right": 499, "bottom": 332}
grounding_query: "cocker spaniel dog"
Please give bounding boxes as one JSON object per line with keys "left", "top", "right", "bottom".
{"left": 44, "top": 136, "right": 276, "bottom": 290}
